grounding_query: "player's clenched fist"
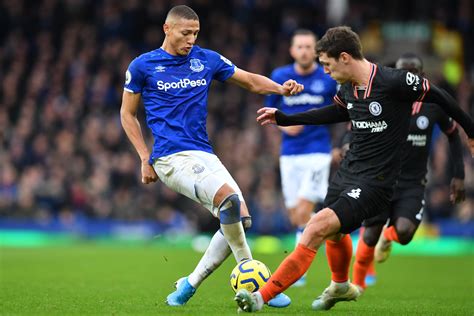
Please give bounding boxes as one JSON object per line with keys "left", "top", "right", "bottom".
{"left": 281, "top": 79, "right": 304, "bottom": 96}
{"left": 141, "top": 162, "right": 158, "bottom": 184}
{"left": 469, "top": 138, "right": 474, "bottom": 157}
{"left": 256, "top": 107, "right": 278, "bottom": 126}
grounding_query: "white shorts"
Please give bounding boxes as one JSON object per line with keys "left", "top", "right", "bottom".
{"left": 152, "top": 150, "right": 244, "bottom": 217}
{"left": 279, "top": 153, "right": 331, "bottom": 209}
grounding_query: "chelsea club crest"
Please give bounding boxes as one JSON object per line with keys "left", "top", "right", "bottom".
{"left": 416, "top": 116, "right": 429, "bottom": 130}
{"left": 190, "top": 59, "right": 204, "bottom": 72}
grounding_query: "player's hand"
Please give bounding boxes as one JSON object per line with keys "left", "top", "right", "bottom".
{"left": 281, "top": 79, "right": 304, "bottom": 96}
{"left": 450, "top": 177, "right": 465, "bottom": 204}
{"left": 141, "top": 161, "right": 158, "bottom": 184}
{"left": 469, "top": 138, "right": 474, "bottom": 157}
{"left": 257, "top": 107, "right": 278, "bottom": 125}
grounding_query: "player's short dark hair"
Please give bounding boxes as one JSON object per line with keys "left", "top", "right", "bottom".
{"left": 396, "top": 52, "right": 423, "bottom": 72}
{"left": 291, "top": 29, "right": 317, "bottom": 45}
{"left": 166, "top": 5, "right": 199, "bottom": 21}
{"left": 316, "top": 26, "right": 363, "bottom": 60}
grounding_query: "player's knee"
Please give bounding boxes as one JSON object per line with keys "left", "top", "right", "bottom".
{"left": 363, "top": 229, "right": 380, "bottom": 247}
{"left": 395, "top": 220, "right": 416, "bottom": 245}
{"left": 362, "top": 225, "right": 384, "bottom": 246}
{"left": 395, "top": 226, "right": 415, "bottom": 245}
{"left": 218, "top": 193, "right": 241, "bottom": 224}
{"left": 308, "top": 209, "right": 339, "bottom": 239}
{"left": 241, "top": 216, "right": 252, "bottom": 231}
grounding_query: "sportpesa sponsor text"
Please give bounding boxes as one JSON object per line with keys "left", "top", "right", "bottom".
{"left": 157, "top": 78, "right": 208, "bottom": 91}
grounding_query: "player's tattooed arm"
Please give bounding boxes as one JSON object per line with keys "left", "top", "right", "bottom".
{"left": 228, "top": 68, "right": 304, "bottom": 96}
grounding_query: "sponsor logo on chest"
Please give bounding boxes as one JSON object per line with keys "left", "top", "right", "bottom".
{"left": 351, "top": 120, "right": 388, "bottom": 133}
{"left": 349, "top": 101, "right": 387, "bottom": 132}
{"left": 157, "top": 78, "right": 208, "bottom": 91}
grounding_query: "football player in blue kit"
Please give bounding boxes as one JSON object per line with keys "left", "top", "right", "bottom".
{"left": 265, "top": 29, "right": 338, "bottom": 287}
{"left": 120, "top": 5, "right": 303, "bottom": 308}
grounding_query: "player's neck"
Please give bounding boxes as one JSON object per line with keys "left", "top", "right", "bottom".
{"left": 294, "top": 62, "right": 316, "bottom": 75}
{"left": 350, "top": 59, "right": 372, "bottom": 86}
{"left": 161, "top": 39, "right": 179, "bottom": 56}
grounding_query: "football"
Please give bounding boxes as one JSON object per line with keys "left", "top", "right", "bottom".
{"left": 230, "top": 259, "right": 271, "bottom": 293}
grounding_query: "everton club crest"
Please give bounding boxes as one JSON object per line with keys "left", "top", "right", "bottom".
{"left": 190, "top": 59, "right": 204, "bottom": 72}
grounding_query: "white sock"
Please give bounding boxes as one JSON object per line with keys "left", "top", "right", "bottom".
{"left": 220, "top": 222, "right": 252, "bottom": 262}
{"left": 188, "top": 230, "right": 231, "bottom": 288}
{"left": 254, "top": 291, "right": 264, "bottom": 309}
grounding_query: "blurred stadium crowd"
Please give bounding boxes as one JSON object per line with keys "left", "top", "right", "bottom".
{"left": 1, "top": 0, "right": 473, "bottom": 235}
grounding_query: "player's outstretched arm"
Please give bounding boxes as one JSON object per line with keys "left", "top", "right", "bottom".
{"left": 425, "top": 85, "right": 474, "bottom": 155}
{"left": 120, "top": 91, "right": 158, "bottom": 184}
{"left": 227, "top": 68, "right": 304, "bottom": 96}
{"left": 257, "top": 104, "right": 350, "bottom": 127}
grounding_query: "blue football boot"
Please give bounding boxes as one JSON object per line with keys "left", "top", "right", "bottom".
{"left": 166, "top": 277, "right": 196, "bottom": 306}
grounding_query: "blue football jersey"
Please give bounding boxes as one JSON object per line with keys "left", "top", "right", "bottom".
{"left": 124, "top": 45, "right": 235, "bottom": 163}
{"left": 265, "top": 64, "right": 337, "bottom": 155}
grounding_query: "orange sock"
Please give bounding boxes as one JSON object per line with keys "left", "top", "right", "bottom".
{"left": 352, "top": 236, "right": 375, "bottom": 288}
{"left": 384, "top": 226, "right": 400, "bottom": 243}
{"left": 326, "top": 234, "right": 352, "bottom": 283}
{"left": 259, "top": 243, "right": 316, "bottom": 302}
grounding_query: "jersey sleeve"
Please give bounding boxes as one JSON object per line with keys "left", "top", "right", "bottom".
{"left": 264, "top": 70, "right": 283, "bottom": 108}
{"left": 124, "top": 57, "right": 145, "bottom": 94}
{"left": 395, "top": 70, "right": 430, "bottom": 103}
{"left": 207, "top": 50, "right": 236, "bottom": 82}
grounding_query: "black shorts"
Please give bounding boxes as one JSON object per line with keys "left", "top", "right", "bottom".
{"left": 363, "top": 183, "right": 425, "bottom": 227}
{"left": 322, "top": 171, "right": 392, "bottom": 234}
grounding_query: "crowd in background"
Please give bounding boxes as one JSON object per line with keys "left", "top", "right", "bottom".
{"left": 1, "top": 0, "right": 473, "bottom": 235}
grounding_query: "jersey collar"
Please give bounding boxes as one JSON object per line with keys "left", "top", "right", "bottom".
{"left": 352, "top": 63, "right": 378, "bottom": 99}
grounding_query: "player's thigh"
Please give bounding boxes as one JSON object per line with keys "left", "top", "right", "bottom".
{"left": 323, "top": 179, "right": 391, "bottom": 234}
{"left": 363, "top": 209, "right": 390, "bottom": 228}
{"left": 389, "top": 188, "right": 425, "bottom": 228}
{"left": 297, "top": 153, "right": 331, "bottom": 203}
{"left": 153, "top": 151, "right": 243, "bottom": 217}
{"left": 205, "top": 152, "right": 247, "bottom": 209}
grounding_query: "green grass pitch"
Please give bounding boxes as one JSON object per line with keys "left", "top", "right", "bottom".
{"left": 1, "top": 244, "right": 473, "bottom": 315}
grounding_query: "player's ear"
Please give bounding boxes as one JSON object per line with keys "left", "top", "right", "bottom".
{"left": 289, "top": 46, "right": 296, "bottom": 59}
{"left": 340, "top": 52, "right": 350, "bottom": 64}
{"left": 163, "top": 23, "right": 170, "bottom": 35}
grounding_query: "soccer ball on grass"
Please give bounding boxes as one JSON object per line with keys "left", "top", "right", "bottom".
{"left": 230, "top": 259, "right": 271, "bottom": 293}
